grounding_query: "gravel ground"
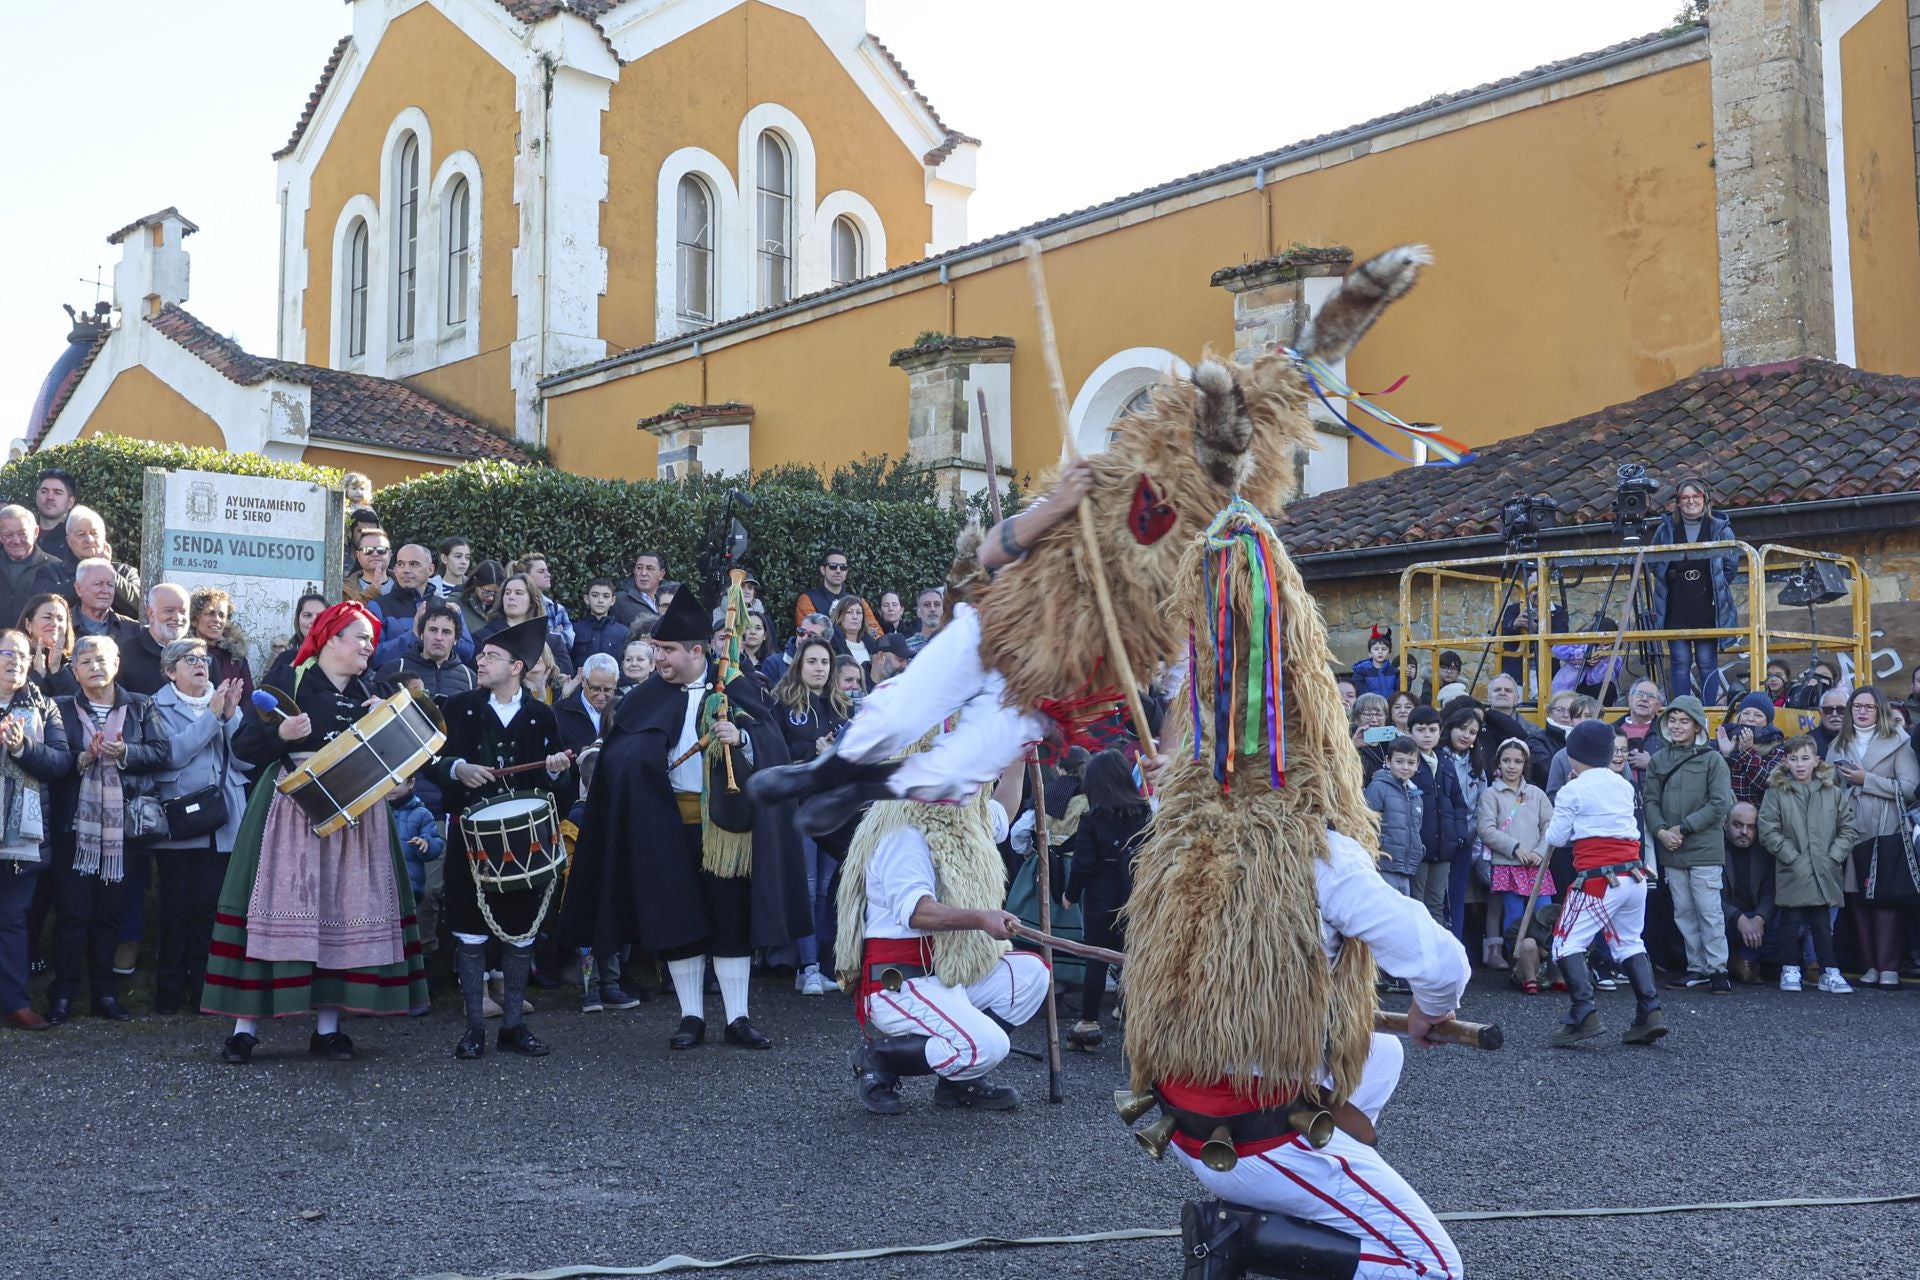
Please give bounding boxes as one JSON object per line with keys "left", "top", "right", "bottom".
{"left": 2, "top": 967, "right": 1914, "bottom": 1280}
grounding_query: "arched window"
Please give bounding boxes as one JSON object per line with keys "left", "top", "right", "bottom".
{"left": 676, "top": 174, "right": 716, "bottom": 326}
{"left": 393, "top": 133, "right": 420, "bottom": 343}
{"left": 755, "top": 131, "right": 793, "bottom": 306}
{"left": 830, "top": 214, "right": 864, "bottom": 286}
{"left": 445, "top": 177, "right": 470, "bottom": 327}
{"left": 345, "top": 220, "right": 370, "bottom": 359}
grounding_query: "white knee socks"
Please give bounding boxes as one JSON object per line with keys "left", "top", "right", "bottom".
{"left": 315, "top": 1008, "right": 341, "bottom": 1036}
{"left": 714, "top": 955, "right": 751, "bottom": 1025}
{"left": 667, "top": 956, "right": 707, "bottom": 1022}
{"left": 233, "top": 1017, "right": 257, "bottom": 1037}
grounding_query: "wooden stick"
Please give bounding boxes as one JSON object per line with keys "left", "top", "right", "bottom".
{"left": 1028, "top": 757, "right": 1065, "bottom": 1104}
{"left": 1009, "top": 921, "right": 1123, "bottom": 968}
{"left": 489, "top": 752, "right": 573, "bottom": 778}
{"left": 1020, "top": 238, "right": 1159, "bottom": 760}
{"left": 1373, "top": 1010, "right": 1504, "bottom": 1052}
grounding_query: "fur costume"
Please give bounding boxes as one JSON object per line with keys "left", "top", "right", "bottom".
{"left": 832, "top": 787, "right": 1010, "bottom": 993}
{"left": 977, "top": 245, "right": 1433, "bottom": 715}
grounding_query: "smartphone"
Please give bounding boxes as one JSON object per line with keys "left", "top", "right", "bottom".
{"left": 1363, "top": 726, "right": 1399, "bottom": 745}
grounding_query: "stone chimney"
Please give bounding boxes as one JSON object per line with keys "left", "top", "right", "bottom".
{"left": 109, "top": 207, "right": 198, "bottom": 319}
{"left": 888, "top": 335, "right": 1015, "bottom": 506}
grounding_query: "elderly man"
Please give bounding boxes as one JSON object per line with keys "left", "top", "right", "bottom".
{"left": 0, "top": 505, "right": 65, "bottom": 633}
{"left": 117, "top": 583, "right": 190, "bottom": 697}
{"left": 33, "top": 470, "right": 79, "bottom": 567}
{"left": 556, "top": 653, "right": 620, "bottom": 755}
{"left": 1483, "top": 672, "right": 1534, "bottom": 756}
{"left": 613, "top": 550, "right": 667, "bottom": 633}
{"left": 1721, "top": 802, "right": 1776, "bottom": 985}
{"left": 61, "top": 507, "right": 141, "bottom": 617}
{"left": 69, "top": 558, "right": 143, "bottom": 648}
{"left": 1614, "top": 679, "right": 1669, "bottom": 780}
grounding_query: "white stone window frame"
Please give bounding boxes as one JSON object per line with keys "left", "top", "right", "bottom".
{"left": 329, "top": 194, "right": 382, "bottom": 371}
{"left": 1068, "top": 347, "right": 1193, "bottom": 456}
{"left": 735, "top": 104, "right": 818, "bottom": 304}
{"left": 655, "top": 147, "right": 743, "bottom": 337}
{"left": 811, "top": 190, "right": 887, "bottom": 289}
{"left": 377, "top": 107, "right": 434, "bottom": 373}
{"left": 674, "top": 173, "right": 719, "bottom": 327}
{"left": 431, "top": 150, "right": 484, "bottom": 365}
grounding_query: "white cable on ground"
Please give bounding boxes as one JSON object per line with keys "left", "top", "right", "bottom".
{"left": 413, "top": 1191, "right": 1920, "bottom": 1279}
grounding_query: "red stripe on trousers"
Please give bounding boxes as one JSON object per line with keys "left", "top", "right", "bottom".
{"left": 1333, "top": 1152, "right": 1453, "bottom": 1280}
{"left": 1257, "top": 1151, "right": 1421, "bottom": 1275}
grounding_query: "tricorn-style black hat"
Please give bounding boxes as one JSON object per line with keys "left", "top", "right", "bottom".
{"left": 651, "top": 586, "right": 712, "bottom": 644}
{"left": 481, "top": 617, "right": 548, "bottom": 670}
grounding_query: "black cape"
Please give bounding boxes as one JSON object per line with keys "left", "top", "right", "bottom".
{"left": 560, "top": 670, "right": 810, "bottom": 955}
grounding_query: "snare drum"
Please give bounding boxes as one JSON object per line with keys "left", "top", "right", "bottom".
{"left": 461, "top": 792, "right": 564, "bottom": 894}
{"left": 277, "top": 690, "right": 446, "bottom": 838}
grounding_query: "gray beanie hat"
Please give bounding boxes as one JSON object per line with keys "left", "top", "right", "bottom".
{"left": 1567, "top": 719, "right": 1616, "bottom": 769}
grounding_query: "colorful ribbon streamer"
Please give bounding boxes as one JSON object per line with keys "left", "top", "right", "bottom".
{"left": 1282, "top": 348, "right": 1476, "bottom": 467}
{"left": 1196, "top": 497, "right": 1289, "bottom": 791}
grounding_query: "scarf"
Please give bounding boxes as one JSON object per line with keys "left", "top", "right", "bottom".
{"left": 74, "top": 703, "right": 129, "bottom": 882}
{"left": 0, "top": 701, "right": 46, "bottom": 855}
{"left": 174, "top": 686, "right": 214, "bottom": 715}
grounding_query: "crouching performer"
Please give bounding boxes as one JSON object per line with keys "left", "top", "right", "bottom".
{"left": 834, "top": 756, "right": 1049, "bottom": 1113}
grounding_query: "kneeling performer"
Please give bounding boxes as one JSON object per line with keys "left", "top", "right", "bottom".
{"left": 834, "top": 758, "right": 1048, "bottom": 1113}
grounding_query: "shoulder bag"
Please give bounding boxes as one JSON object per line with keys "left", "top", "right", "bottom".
{"left": 161, "top": 718, "right": 234, "bottom": 844}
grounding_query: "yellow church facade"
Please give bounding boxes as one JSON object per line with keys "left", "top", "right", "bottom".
{"left": 29, "top": 0, "right": 1920, "bottom": 500}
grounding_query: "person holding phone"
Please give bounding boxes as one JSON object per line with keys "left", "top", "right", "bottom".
{"left": 771, "top": 637, "right": 853, "bottom": 997}
{"left": 1351, "top": 692, "right": 1392, "bottom": 779}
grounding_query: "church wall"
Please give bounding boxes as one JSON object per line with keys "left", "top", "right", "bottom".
{"left": 299, "top": 445, "right": 445, "bottom": 489}
{"left": 403, "top": 346, "right": 515, "bottom": 434}
{"left": 81, "top": 367, "right": 226, "bottom": 451}
{"left": 548, "top": 57, "right": 1723, "bottom": 492}
{"left": 597, "top": 1, "right": 935, "bottom": 353}
{"left": 1840, "top": 0, "right": 1920, "bottom": 375}
{"left": 301, "top": 4, "right": 519, "bottom": 375}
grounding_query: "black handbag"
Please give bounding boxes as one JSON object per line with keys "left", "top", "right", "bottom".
{"left": 1857, "top": 828, "right": 1920, "bottom": 909}
{"left": 162, "top": 725, "right": 232, "bottom": 844}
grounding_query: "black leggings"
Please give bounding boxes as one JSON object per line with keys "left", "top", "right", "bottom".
{"left": 1776, "top": 905, "right": 1836, "bottom": 969}
{"left": 1076, "top": 879, "right": 1128, "bottom": 1023}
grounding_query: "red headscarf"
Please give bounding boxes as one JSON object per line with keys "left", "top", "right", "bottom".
{"left": 294, "top": 601, "right": 382, "bottom": 668}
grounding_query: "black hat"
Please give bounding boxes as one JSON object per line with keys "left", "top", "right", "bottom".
{"left": 481, "top": 617, "right": 548, "bottom": 670}
{"left": 872, "top": 633, "right": 914, "bottom": 661}
{"left": 1567, "top": 720, "right": 1615, "bottom": 769}
{"left": 651, "top": 585, "right": 712, "bottom": 644}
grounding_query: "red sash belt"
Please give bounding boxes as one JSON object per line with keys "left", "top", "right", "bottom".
{"left": 1156, "top": 1077, "right": 1303, "bottom": 1159}
{"left": 855, "top": 937, "right": 935, "bottom": 1028}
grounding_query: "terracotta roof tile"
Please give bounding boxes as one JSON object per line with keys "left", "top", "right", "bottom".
{"left": 634, "top": 400, "right": 753, "bottom": 430}
{"left": 865, "top": 33, "right": 977, "bottom": 164}
{"left": 273, "top": 35, "right": 352, "bottom": 161}
{"left": 106, "top": 207, "right": 199, "bottom": 246}
{"left": 147, "top": 306, "right": 527, "bottom": 465}
{"left": 1278, "top": 359, "right": 1920, "bottom": 556}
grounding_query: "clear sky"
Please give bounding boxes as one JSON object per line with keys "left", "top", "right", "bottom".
{"left": 2, "top": 0, "right": 1684, "bottom": 451}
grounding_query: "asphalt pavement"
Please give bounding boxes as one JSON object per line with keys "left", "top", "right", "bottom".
{"left": 2, "top": 967, "right": 1915, "bottom": 1280}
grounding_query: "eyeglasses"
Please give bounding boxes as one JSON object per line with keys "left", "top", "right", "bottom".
{"left": 176, "top": 655, "right": 212, "bottom": 669}
{"left": 0, "top": 650, "right": 22, "bottom": 662}
{"left": 824, "top": 562, "right": 848, "bottom": 571}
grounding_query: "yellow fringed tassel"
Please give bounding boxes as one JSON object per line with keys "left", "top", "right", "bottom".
{"left": 700, "top": 746, "right": 753, "bottom": 879}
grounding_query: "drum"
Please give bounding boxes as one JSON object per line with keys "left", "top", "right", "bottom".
{"left": 460, "top": 792, "right": 564, "bottom": 894}
{"left": 276, "top": 690, "right": 447, "bottom": 838}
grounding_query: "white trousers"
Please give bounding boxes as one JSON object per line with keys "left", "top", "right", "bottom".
{"left": 1550, "top": 876, "right": 1648, "bottom": 962}
{"left": 863, "top": 950, "right": 1051, "bottom": 1080}
{"left": 837, "top": 603, "right": 1046, "bottom": 801}
{"left": 1175, "top": 1035, "right": 1462, "bottom": 1280}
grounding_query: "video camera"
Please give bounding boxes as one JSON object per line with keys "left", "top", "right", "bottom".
{"left": 1611, "top": 463, "right": 1661, "bottom": 544}
{"left": 1500, "top": 494, "right": 1560, "bottom": 553}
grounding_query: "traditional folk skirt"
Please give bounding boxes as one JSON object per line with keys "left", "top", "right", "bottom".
{"left": 201, "top": 763, "right": 429, "bottom": 1019}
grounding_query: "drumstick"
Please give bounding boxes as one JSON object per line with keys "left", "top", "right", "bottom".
{"left": 489, "top": 753, "right": 573, "bottom": 778}
{"left": 250, "top": 690, "right": 291, "bottom": 721}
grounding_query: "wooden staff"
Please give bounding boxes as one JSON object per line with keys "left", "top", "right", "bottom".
{"left": 1009, "top": 920, "right": 1122, "bottom": 968}
{"left": 1020, "top": 238, "right": 1159, "bottom": 760}
{"left": 979, "top": 390, "right": 1065, "bottom": 1103}
{"left": 1374, "top": 1010, "right": 1504, "bottom": 1052}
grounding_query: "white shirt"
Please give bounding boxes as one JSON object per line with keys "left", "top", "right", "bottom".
{"left": 865, "top": 800, "right": 1010, "bottom": 940}
{"left": 1318, "top": 829, "right": 1471, "bottom": 1018}
{"left": 1543, "top": 765, "right": 1640, "bottom": 847}
{"left": 669, "top": 681, "right": 707, "bottom": 795}
{"left": 488, "top": 689, "right": 523, "bottom": 728}
{"left": 583, "top": 700, "right": 602, "bottom": 737}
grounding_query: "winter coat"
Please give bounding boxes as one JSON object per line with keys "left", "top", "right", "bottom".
{"left": 1349, "top": 659, "right": 1399, "bottom": 700}
{"left": 1647, "top": 509, "right": 1739, "bottom": 643}
{"left": 1476, "top": 777, "right": 1554, "bottom": 868}
{"left": 1757, "top": 762, "right": 1854, "bottom": 909}
{"left": 569, "top": 612, "right": 631, "bottom": 671}
{"left": 389, "top": 794, "right": 444, "bottom": 898}
{"left": 49, "top": 688, "right": 167, "bottom": 833}
{"left": 378, "top": 645, "right": 478, "bottom": 702}
{"left": 1824, "top": 729, "right": 1918, "bottom": 840}
{"left": 1364, "top": 768, "right": 1424, "bottom": 878}
{"left": 1643, "top": 741, "right": 1735, "bottom": 869}
{"left": 1721, "top": 835, "right": 1775, "bottom": 924}
{"left": 1065, "top": 804, "right": 1150, "bottom": 904}
{"left": 148, "top": 685, "right": 251, "bottom": 853}
{"left": 1411, "top": 755, "right": 1460, "bottom": 863}
{"left": 1439, "top": 748, "right": 1484, "bottom": 864}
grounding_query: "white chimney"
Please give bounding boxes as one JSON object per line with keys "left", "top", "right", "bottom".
{"left": 110, "top": 207, "right": 198, "bottom": 319}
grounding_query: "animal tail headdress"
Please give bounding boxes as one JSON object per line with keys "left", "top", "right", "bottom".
{"left": 1297, "top": 244, "right": 1432, "bottom": 362}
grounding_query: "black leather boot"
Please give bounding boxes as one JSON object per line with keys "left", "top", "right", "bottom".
{"left": 746, "top": 749, "right": 899, "bottom": 807}
{"left": 933, "top": 1075, "right": 1020, "bottom": 1110}
{"left": 854, "top": 1035, "right": 934, "bottom": 1115}
{"left": 1180, "top": 1199, "right": 1362, "bottom": 1280}
{"left": 1621, "top": 952, "right": 1669, "bottom": 1045}
{"left": 1551, "top": 951, "right": 1604, "bottom": 1047}
{"left": 796, "top": 780, "right": 896, "bottom": 839}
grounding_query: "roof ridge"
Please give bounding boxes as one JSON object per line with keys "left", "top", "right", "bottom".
{"left": 273, "top": 34, "right": 352, "bottom": 161}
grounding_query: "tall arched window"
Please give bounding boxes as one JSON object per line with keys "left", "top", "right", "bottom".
{"left": 393, "top": 133, "right": 420, "bottom": 343}
{"left": 830, "top": 215, "right": 864, "bottom": 286}
{"left": 755, "top": 131, "right": 793, "bottom": 306}
{"left": 345, "top": 220, "right": 370, "bottom": 359}
{"left": 676, "top": 174, "right": 715, "bottom": 326}
{"left": 444, "top": 176, "right": 470, "bottom": 327}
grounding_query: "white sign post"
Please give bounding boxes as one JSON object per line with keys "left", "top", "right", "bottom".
{"left": 140, "top": 468, "right": 344, "bottom": 678}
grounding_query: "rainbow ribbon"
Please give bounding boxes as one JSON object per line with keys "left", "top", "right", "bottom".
{"left": 1282, "top": 348, "right": 1475, "bottom": 467}
{"left": 1197, "top": 497, "right": 1288, "bottom": 791}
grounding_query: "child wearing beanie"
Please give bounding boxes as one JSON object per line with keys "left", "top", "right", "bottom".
{"left": 1541, "top": 719, "right": 1668, "bottom": 1049}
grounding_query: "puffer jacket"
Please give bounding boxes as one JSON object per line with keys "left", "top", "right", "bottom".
{"left": 1757, "top": 761, "right": 1854, "bottom": 909}
{"left": 1643, "top": 740, "right": 1735, "bottom": 869}
{"left": 1364, "top": 768, "right": 1424, "bottom": 878}
{"left": 1476, "top": 776, "right": 1554, "bottom": 868}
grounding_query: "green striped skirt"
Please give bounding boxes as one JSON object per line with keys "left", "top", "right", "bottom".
{"left": 201, "top": 763, "right": 430, "bottom": 1019}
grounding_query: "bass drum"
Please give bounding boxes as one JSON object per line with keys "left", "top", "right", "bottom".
{"left": 276, "top": 690, "right": 446, "bottom": 838}
{"left": 461, "top": 791, "right": 564, "bottom": 894}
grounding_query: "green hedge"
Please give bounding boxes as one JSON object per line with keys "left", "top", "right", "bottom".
{"left": 5, "top": 437, "right": 974, "bottom": 629}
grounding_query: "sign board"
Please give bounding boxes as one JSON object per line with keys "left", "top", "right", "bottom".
{"left": 140, "top": 468, "right": 344, "bottom": 677}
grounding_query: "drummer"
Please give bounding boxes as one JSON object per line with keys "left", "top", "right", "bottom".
{"left": 429, "top": 616, "right": 575, "bottom": 1061}
{"left": 205, "top": 602, "right": 430, "bottom": 1064}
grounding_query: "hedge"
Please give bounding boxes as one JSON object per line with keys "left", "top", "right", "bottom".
{"left": 4, "top": 437, "right": 984, "bottom": 630}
